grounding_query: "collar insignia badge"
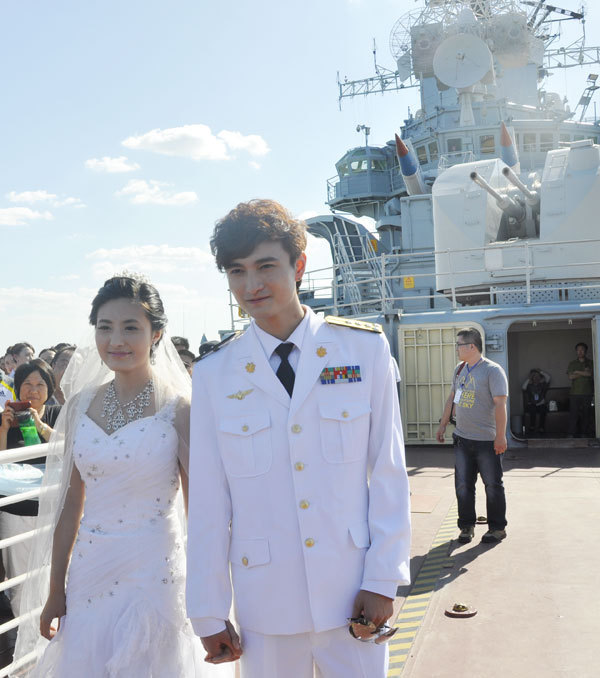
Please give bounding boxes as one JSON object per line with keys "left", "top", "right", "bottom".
{"left": 316, "top": 346, "right": 327, "bottom": 357}
{"left": 245, "top": 362, "right": 256, "bottom": 373}
{"left": 227, "top": 389, "right": 254, "bottom": 400}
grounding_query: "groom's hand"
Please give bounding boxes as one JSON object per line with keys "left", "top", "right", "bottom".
{"left": 352, "top": 589, "right": 394, "bottom": 629}
{"left": 202, "top": 619, "right": 242, "bottom": 664}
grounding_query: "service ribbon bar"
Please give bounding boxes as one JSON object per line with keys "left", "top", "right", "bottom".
{"left": 320, "top": 365, "right": 362, "bottom": 384}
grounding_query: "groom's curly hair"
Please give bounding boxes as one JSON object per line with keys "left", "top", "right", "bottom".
{"left": 210, "top": 200, "right": 307, "bottom": 288}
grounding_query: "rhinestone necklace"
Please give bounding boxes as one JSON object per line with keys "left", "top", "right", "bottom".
{"left": 101, "top": 379, "right": 155, "bottom": 432}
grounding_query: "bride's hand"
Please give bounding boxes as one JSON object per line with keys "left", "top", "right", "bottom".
{"left": 39, "top": 590, "right": 66, "bottom": 640}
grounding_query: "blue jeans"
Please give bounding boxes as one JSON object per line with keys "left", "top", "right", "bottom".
{"left": 453, "top": 434, "right": 507, "bottom": 531}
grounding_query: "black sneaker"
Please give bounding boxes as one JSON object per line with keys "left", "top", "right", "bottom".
{"left": 458, "top": 526, "right": 475, "bottom": 543}
{"left": 481, "top": 529, "right": 506, "bottom": 543}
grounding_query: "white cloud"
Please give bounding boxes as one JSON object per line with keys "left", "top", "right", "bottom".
{"left": 0, "top": 207, "right": 53, "bottom": 226}
{"left": 86, "top": 244, "right": 213, "bottom": 277}
{"left": 7, "top": 190, "right": 56, "bottom": 203}
{"left": 248, "top": 161, "right": 261, "bottom": 171}
{"left": 85, "top": 156, "right": 140, "bottom": 173}
{"left": 217, "top": 130, "right": 269, "bottom": 157}
{"left": 6, "top": 190, "right": 84, "bottom": 208}
{"left": 122, "top": 124, "right": 269, "bottom": 162}
{"left": 115, "top": 179, "right": 197, "bottom": 206}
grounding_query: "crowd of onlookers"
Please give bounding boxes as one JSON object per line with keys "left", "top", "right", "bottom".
{"left": 0, "top": 335, "right": 203, "bottom": 663}
{"left": 0, "top": 336, "right": 203, "bottom": 416}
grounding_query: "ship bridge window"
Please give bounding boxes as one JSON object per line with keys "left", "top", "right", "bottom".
{"left": 540, "top": 133, "right": 554, "bottom": 152}
{"left": 559, "top": 134, "right": 571, "bottom": 144}
{"left": 447, "top": 138, "right": 462, "bottom": 153}
{"left": 428, "top": 141, "right": 439, "bottom": 163}
{"left": 480, "top": 134, "right": 495, "bottom": 155}
{"left": 416, "top": 146, "right": 428, "bottom": 165}
{"left": 350, "top": 159, "right": 368, "bottom": 172}
{"left": 574, "top": 135, "right": 584, "bottom": 141}
{"left": 523, "top": 133, "right": 536, "bottom": 152}
{"left": 337, "top": 163, "right": 349, "bottom": 177}
{"left": 371, "top": 159, "right": 387, "bottom": 171}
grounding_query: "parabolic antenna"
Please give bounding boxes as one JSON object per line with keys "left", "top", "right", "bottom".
{"left": 433, "top": 33, "right": 493, "bottom": 89}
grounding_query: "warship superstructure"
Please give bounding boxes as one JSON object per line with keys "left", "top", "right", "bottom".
{"left": 244, "top": 1, "right": 600, "bottom": 446}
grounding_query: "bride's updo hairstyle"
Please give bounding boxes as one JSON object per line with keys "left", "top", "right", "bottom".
{"left": 89, "top": 275, "right": 168, "bottom": 347}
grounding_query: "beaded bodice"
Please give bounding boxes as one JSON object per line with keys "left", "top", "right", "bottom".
{"left": 74, "top": 402, "right": 181, "bottom": 531}
{"left": 67, "top": 400, "right": 184, "bottom": 610}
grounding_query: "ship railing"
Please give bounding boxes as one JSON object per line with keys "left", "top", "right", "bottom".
{"left": 0, "top": 443, "right": 57, "bottom": 677}
{"left": 230, "top": 236, "right": 600, "bottom": 324}
{"left": 438, "top": 151, "right": 476, "bottom": 172}
{"left": 326, "top": 175, "right": 340, "bottom": 202}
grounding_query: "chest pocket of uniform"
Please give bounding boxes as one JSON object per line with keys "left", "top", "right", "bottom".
{"left": 318, "top": 400, "right": 371, "bottom": 463}
{"left": 218, "top": 412, "right": 272, "bottom": 478}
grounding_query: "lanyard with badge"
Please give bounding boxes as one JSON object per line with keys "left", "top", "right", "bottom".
{"left": 453, "top": 358, "right": 482, "bottom": 404}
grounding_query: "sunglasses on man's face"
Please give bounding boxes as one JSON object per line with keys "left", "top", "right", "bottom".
{"left": 347, "top": 616, "right": 398, "bottom": 644}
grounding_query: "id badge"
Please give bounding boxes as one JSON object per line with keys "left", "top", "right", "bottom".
{"left": 453, "top": 388, "right": 463, "bottom": 404}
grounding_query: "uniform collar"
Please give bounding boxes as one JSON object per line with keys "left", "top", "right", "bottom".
{"left": 252, "top": 307, "right": 310, "bottom": 361}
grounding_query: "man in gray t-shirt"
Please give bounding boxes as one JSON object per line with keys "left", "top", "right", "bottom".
{"left": 436, "top": 327, "right": 508, "bottom": 545}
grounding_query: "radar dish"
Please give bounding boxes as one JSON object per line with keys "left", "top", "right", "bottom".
{"left": 390, "top": 9, "right": 426, "bottom": 60}
{"left": 488, "top": 13, "right": 530, "bottom": 68}
{"left": 433, "top": 33, "right": 493, "bottom": 89}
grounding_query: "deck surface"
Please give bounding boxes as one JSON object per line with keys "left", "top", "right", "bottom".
{"left": 390, "top": 443, "right": 600, "bottom": 678}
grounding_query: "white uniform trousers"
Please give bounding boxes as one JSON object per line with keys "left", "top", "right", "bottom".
{"left": 239, "top": 626, "right": 388, "bottom": 678}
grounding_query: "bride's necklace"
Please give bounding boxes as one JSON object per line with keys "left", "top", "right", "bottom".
{"left": 101, "top": 379, "right": 155, "bottom": 432}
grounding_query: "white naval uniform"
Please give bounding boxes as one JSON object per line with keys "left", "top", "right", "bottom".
{"left": 186, "top": 308, "right": 411, "bottom": 677}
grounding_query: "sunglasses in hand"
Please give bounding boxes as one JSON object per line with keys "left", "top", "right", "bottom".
{"left": 347, "top": 616, "right": 398, "bottom": 644}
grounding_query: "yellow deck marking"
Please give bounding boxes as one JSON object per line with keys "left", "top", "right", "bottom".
{"left": 386, "top": 502, "right": 458, "bottom": 677}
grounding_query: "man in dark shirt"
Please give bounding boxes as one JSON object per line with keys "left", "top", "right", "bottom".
{"left": 567, "top": 342, "right": 594, "bottom": 437}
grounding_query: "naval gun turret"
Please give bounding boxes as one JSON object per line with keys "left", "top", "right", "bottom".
{"left": 433, "top": 139, "right": 600, "bottom": 298}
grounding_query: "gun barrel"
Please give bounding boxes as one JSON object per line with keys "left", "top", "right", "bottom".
{"left": 470, "top": 171, "right": 524, "bottom": 218}
{"left": 502, "top": 166, "right": 538, "bottom": 205}
{"left": 470, "top": 171, "right": 508, "bottom": 206}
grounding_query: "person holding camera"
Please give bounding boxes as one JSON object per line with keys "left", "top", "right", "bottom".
{"left": 0, "top": 359, "right": 61, "bottom": 618}
{"left": 0, "top": 359, "right": 60, "bottom": 455}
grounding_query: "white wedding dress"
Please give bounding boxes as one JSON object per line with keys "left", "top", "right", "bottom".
{"left": 30, "top": 400, "right": 233, "bottom": 678}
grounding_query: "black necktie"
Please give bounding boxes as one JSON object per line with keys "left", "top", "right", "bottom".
{"left": 275, "top": 342, "right": 295, "bottom": 397}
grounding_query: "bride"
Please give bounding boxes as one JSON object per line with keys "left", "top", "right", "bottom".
{"left": 13, "top": 275, "right": 239, "bottom": 677}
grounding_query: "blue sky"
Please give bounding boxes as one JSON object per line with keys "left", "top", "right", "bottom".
{"left": 2, "top": 0, "right": 599, "bottom": 353}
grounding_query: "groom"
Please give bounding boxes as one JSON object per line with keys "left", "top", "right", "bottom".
{"left": 187, "top": 199, "right": 411, "bottom": 677}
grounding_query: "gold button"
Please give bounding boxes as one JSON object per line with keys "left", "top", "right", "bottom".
{"left": 242, "top": 425, "right": 249, "bottom": 432}
{"left": 291, "top": 424, "right": 302, "bottom": 434}
{"left": 299, "top": 500, "right": 309, "bottom": 510}
{"left": 342, "top": 411, "right": 349, "bottom": 418}
{"left": 242, "top": 556, "right": 248, "bottom": 566}
{"left": 295, "top": 462, "right": 305, "bottom": 471}
{"left": 305, "top": 538, "right": 315, "bottom": 548}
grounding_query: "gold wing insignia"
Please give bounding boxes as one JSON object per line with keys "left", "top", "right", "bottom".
{"left": 227, "top": 389, "right": 254, "bottom": 401}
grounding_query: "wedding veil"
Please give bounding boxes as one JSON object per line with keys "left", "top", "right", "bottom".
{"left": 12, "top": 328, "right": 192, "bottom": 674}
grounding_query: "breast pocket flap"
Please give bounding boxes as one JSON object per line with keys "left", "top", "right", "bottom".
{"left": 219, "top": 412, "right": 270, "bottom": 437}
{"left": 349, "top": 522, "right": 371, "bottom": 549}
{"left": 230, "top": 537, "right": 271, "bottom": 568}
{"left": 318, "top": 401, "right": 371, "bottom": 422}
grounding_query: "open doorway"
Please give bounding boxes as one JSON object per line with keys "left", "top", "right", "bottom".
{"left": 507, "top": 318, "right": 595, "bottom": 440}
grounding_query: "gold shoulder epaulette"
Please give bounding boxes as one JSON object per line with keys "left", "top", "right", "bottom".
{"left": 324, "top": 316, "right": 383, "bottom": 333}
{"left": 194, "top": 330, "right": 243, "bottom": 362}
